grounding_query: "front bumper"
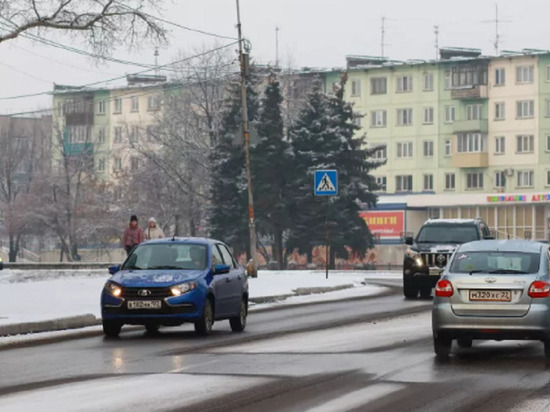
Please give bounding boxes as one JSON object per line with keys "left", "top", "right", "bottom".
{"left": 432, "top": 301, "right": 550, "bottom": 340}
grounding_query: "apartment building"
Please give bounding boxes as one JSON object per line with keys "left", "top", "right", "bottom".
{"left": 325, "top": 48, "right": 550, "bottom": 244}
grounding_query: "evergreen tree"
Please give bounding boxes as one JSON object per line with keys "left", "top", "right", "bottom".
{"left": 251, "top": 73, "right": 292, "bottom": 269}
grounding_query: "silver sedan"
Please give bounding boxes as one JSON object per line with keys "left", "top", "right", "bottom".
{"left": 432, "top": 239, "right": 550, "bottom": 359}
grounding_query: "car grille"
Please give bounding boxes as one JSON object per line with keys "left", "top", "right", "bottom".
{"left": 421, "top": 252, "right": 451, "bottom": 268}
{"left": 121, "top": 287, "right": 173, "bottom": 299}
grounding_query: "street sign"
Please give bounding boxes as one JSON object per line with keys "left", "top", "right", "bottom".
{"left": 314, "top": 169, "right": 338, "bottom": 196}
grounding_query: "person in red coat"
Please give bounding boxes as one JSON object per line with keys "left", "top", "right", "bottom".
{"left": 122, "top": 215, "right": 145, "bottom": 256}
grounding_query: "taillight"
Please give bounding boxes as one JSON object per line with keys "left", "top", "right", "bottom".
{"left": 528, "top": 281, "right": 550, "bottom": 298}
{"left": 435, "top": 279, "right": 454, "bottom": 297}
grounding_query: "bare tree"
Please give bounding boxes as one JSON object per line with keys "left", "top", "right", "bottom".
{"left": 0, "top": 0, "right": 166, "bottom": 56}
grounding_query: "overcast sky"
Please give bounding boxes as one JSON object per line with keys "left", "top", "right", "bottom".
{"left": 0, "top": 0, "right": 548, "bottom": 114}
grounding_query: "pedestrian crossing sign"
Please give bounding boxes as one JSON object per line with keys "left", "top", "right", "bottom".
{"left": 314, "top": 169, "right": 338, "bottom": 196}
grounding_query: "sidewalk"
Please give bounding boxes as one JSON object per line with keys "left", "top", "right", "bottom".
{"left": 0, "top": 268, "right": 398, "bottom": 338}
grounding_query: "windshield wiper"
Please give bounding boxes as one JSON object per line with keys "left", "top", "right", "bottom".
{"left": 148, "top": 265, "right": 182, "bottom": 270}
{"left": 488, "top": 269, "right": 528, "bottom": 274}
{"left": 124, "top": 266, "right": 142, "bottom": 270}
{"left": 469, "top": 270, "right": 483, "bottom": 276}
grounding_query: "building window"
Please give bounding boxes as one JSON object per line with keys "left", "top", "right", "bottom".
{"left": 444, "top": 140, "right": 451, "bottom": 157}
{"left": 396, "top": 108, "right": 413, "bottom": 126}
{"left": 113, "top": 98, "right": 122, "bottom": 114}
{"left": 114, "top": 126, "right": 122, "bottom": 143}
{"left": 494, "top": 102, "right": 505, "bottom": 120}
{"left": 516, "top": 100, "right": 534, "bottom": 118}
{"left": 516, "top": 135, "right": 534, "bottom": 153}
{"left": 517, "top": 170, "right": 534, "bottom": 187}
{"left": 67, "top": 125, "right": 90, "bottom": 143}
{"left": 547, "top": 66, "right": 550, "bottom": 82}
{"left": 370, "top": 77, "right": 387, "bottom": 95}
{"left": 375, "top": 176, "right": 386, "bottom": 192}
{"left": 444, "top": 71, "right": 452, "bottom": 89}
{"left": 129, "top": 125, "right": 139, "bottom": 143}
{"left": 370, "top": 110, "right": 387, "bottom": 127}
{"left": 351, "top": 80, "right": 361, "bottom": 97}
{"left": 131, "top": 96, "right": 139, "bottom": 112}
{"left": 466, "top": 104, "right": 482, "bottom": 120}
{"left": 114, "top": 157, "right": 122, "bottom": 171}
{"left": 445, "top": 173, "right": 455, "bottom": 190}
{"left": 423, "top": 73, "right": 434, "bottom": 91}
{"left": 457, "top": 133, "right": 486, "bottom": 153}
{"left": 545, "top": 99, "right": 550, "bottom": 117}
{"left": 147, "top": 95, "right": 160, "bottom": 111}
{"left": 466, "top": 172, "right": 484, "bottom": 189}
{"left": 97, "top": 158, "right": 105, "bottom": 172}
{"left": 495, "top": 136, "right": 505, "bottom": 154}
{"left": 547, "top": 135, "right": 550, "bottom": 151}
{"left": 423, "top": 140, "right": 434, "bottom": 157}
{"left": 396, "top": 75, "right": 413, "bottom": 92}
{"left": 516, "top": 65, "right": 534, "bottom": 83}
{"left": 97, "top": 100, "right": 106, "bottom": 115}
{"left": 97, "top": 127, "right": 105, "bottom": 144}
{"left": 130, "top": 157, "right": 139, "bottom": 172}
{"left": 373, "top": 144, "right": 387, "bottom": 159}
{"left": 423, "top": 174, "right": 433, "bottom": 191}
{"left": 495, "top": 68, "right": 505, "bottom": 85}
{"left": 395, "top": 175, "right": 413, "bottom": 192}
{"left": 423, "top": 107, "right": 434, "bottom": 124}
{"left": 495, "top": 171, "right": 506, "bottom": 188}
{"left": 352, "top": 116, "right": 362, "bottom": 127}
{"left": 444, "top": 106, "right": 455, "bottom": 123}
{"left": 396, "top": 142, "right": 413, "bottom": 158}
{"left": 547, "top": 171, "right": 550, "bottom": 186}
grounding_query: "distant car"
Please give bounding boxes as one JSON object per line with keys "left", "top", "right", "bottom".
{"left": 101, "top": 237, "right": 248, "bottom": 337}
{"left": 403, "top": 218, "right": 493, "bottom": 299}
{"left": 432, "top": 239, "right": 550, "bottom": 359}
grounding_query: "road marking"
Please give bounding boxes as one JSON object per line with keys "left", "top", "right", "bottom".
{"left": 304, "top": 383, "right": 404, "bottom": 412}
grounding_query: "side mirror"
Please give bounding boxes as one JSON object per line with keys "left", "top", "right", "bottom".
{"left": 108, "top": 265, "right": 121, "bottom": 275}
{"left": 404, "top": 236, "right": 414, "bottom": 245}
{"left": 0, "top": 259, "right": 3, "bottom": 270}
{"left": 214, "top": 264, "right": 230, "bottom": 275}
{"left": 484, "top": 236, "right": 495, "bottom": 240}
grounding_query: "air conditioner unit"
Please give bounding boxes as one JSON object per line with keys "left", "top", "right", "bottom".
{"left": 505, "top": 168, "right": 515, "bottom": 177}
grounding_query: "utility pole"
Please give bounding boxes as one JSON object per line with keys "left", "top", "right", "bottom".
{"left": 275, "top": 26, "right": 280, "bottom": 68}
{"left": 236, "top": 0, "right": 257, "bottom": 277}
{"left": 380, "top": 16, "right": 386, "bottom": 58}
{"left": 434, "top": 25, "right": 439, "bottom": 60}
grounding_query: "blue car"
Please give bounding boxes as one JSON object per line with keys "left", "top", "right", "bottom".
{"left": 101, "top": 237, "right": 248, "bottom": 337}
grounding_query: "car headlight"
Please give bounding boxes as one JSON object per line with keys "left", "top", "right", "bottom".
{"left": 406, "top": 248, "right": 423, "bottom": 267}
{"left": 105, "top": 281, "right": 122, "bottom": 297}
{"left": 170, "top": 281, "right": 197, "bottom": 296}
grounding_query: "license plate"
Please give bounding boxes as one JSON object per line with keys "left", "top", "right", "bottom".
{"left": 429, "top": 267, "right": 442, "bottom": 276}
{"left": 469, "top": 290, "right": 511, "bottom": 302}
{"left": 127, "top": 300, "right": 162, "bottom": 310}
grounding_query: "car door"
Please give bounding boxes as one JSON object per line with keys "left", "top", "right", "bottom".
{"left": 217, "top": 243, "right": 244, "bottom": 317}
{"left": 210, "top": 244, "right": 231, "bottom": 318}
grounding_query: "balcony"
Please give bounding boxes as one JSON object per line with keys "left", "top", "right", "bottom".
{"left": 451, "top": 152, "right": 488, "bottom": 168}
{"left": 453, "top": 119, "right": 488, "bottom": 133}
{"left": 451, "top": 85, "right": 488, "bottom": 100}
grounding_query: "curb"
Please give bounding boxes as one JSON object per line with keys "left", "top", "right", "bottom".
{"left": 0, "top": 314, "right": 100, "bottom": 337}
{"left": 249, "top": 284, "right": 354, "bottom": 304}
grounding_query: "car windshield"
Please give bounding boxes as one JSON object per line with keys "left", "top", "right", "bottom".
{"left": 450, "top": 251, "right": 540, "bottom": 274}
{"left": 416, "top": 225, "right": 479, "bottom": 243}
{"left": 122, "top": 243, "right": 208, "bottom": 271}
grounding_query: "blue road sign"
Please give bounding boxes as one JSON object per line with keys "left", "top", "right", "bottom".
{"left": 314, "top": 169, "right": 338, "bottom": 196}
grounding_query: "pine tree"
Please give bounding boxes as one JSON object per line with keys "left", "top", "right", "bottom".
{"left": 251, "top": 73, "right": 291, "bottom": 269}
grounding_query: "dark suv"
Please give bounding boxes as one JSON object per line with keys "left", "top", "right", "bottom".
{"left": 403, "top": 218, "right": 492, "bottom": 299}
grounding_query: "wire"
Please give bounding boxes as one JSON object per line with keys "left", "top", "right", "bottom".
{"left": 0, "top": 60, "right": 52, "bottom": 84}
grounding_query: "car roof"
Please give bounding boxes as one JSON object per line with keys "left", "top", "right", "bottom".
{"left": 141, "top": 237, "right": 222, "bottom": 246}
{"left": 423, "top": 218, "right": 482, "bottom": 225}
{"left": 457, "top": 239, "right": 545, "bottom": 253}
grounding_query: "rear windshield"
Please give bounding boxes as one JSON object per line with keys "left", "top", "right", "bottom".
{"left": 122, "top": 243, "right": 208, "bottom": 270}
{"left": 417, "top": 225, "right": 479, "bottom": 244}
{"left": 450, "top": 251, "right": 540, "bottom": 274}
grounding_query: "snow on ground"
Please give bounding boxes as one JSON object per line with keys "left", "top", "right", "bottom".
{"left": 0, "top": 269, "right": 399, "bottom": 326}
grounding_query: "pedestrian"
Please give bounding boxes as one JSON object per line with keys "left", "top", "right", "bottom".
{"left": 144, "top": 216, "right": 165, "bottom": 240}
{"left": 122, "top": 215, "right": 145, "bottom": 256}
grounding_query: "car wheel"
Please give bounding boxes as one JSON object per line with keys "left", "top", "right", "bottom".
{"left": 102, "top": 320, "right": 122, "bottom": 337}
{"left": 457, "top": 337, "right": 473, "bottom": 348}
{"left": 420, "top": 286, "right": 432, "bottom": 299}
{"left": 145, "top": 324, "right": 160, "bottom": 334}
{"left": 194, "top": 299, "right": 214, "bottom": 336}
{"left": 229, "top": 298, "right": 248, "bottom": 333}
{"left": 433, "top": 332, "right": 452, "bottom": 359}
{"left": 403, "top": 276, "right": 418, "bottom": 299}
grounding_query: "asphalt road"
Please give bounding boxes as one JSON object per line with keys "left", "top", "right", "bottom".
{"left": 0, "top": 280, "right": 549, "bottom": 411}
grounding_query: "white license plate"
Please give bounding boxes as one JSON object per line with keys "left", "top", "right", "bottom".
{"left": 429, "top": 267, "right": 443, "bottom": 276}
{"left": 469, "top": 290, "right": 511, "bottom": 302}
{"left": 127, "top": 300, "right": 162, "bottom": 310}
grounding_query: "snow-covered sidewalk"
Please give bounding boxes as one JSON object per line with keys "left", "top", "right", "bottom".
{"left": 0, "top": 268, "right": 398, "bottom": 330}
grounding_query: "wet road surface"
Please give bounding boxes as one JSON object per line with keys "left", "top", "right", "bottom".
{"left": 0, "top": 281, "right": 549, "bottom": 411}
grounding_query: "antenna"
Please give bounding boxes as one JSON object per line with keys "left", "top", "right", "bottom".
{"left": 275, "top": 26, "right": 280, "bottom": 67}
{"left": 482, "top": 3, "right": 511, "bottom": 56}
{"left": 434, "top": 25, "right": 439, "bottom": 60}
{"left": 154, "top": 47, "right": 159, "bottom": 77}
{"left": 380, "top": 16, "right": 386, "bottom": 58}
